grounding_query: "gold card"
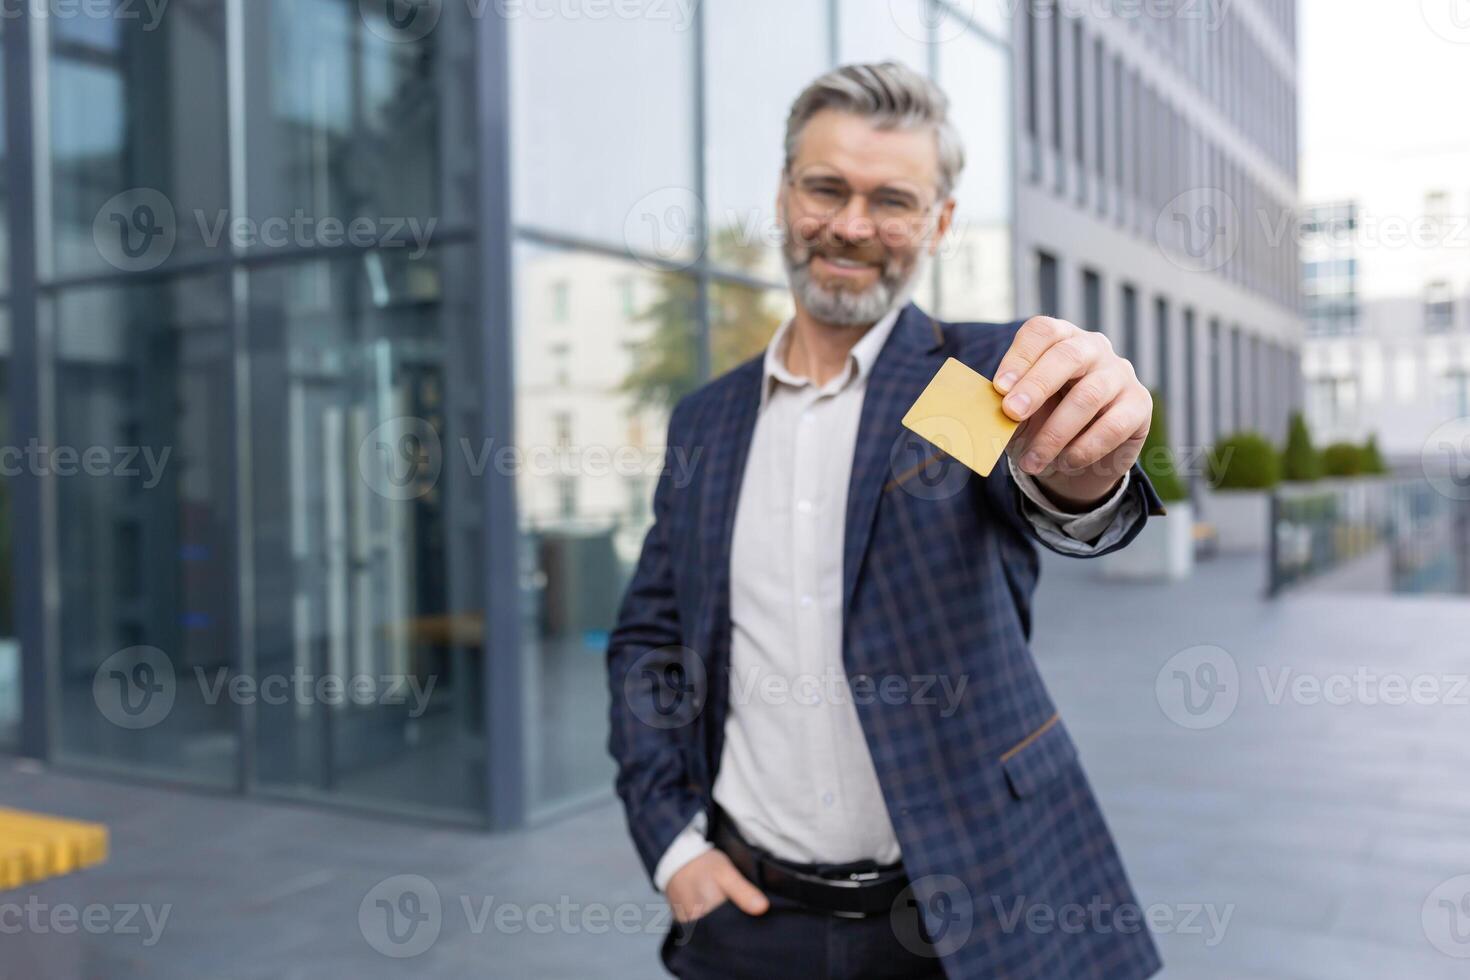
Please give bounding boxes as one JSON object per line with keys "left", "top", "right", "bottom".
{"left": 900, "top": 357, "right": 1021, "bottom": 477}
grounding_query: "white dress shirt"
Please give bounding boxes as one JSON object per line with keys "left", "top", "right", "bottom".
{"left": 652, "top": 310, "right": 1137, "bottom": 890}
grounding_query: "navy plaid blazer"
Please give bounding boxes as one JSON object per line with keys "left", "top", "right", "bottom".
{"left": 608, "top": 303, "right": 1166, "bottom": 980}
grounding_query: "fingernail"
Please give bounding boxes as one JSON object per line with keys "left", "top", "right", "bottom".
{"left": 1022, "top": 451, "right": 1044, "bottom": 473}
{"left": 995, "top": 372, "right": 1017, "bottom": 393}
{"left": 1004, "top": 392, "right": 1031, "bottom": 416}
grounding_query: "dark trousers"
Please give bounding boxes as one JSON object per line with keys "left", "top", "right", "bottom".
{"left": 661, "top": 889, "right": 949, "bottom": 979}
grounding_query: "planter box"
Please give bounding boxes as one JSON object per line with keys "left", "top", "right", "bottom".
{"left": 1100, "top": 501, "right": 1193, "bottom": 581}
{"left": 1203, "top": 489, "right": 1272, "bottom": 553}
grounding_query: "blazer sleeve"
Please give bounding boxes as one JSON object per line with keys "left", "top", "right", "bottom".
{"left": 606, "top": 401, "right": 706, "bottom": 887}
{"left": 984, "top": 456, "right": 1168, "bottom": 559}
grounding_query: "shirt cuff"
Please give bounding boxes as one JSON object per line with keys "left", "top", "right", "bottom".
{"left": 1008, "top": 457, "right": 1138, "bottom": 555}
{"left": 652, "top": 811, "right": 713, "bottom": 893}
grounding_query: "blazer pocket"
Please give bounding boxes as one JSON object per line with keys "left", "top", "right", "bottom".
{"left": 1000, "top": 713, "right": 1079, "bottom": 799}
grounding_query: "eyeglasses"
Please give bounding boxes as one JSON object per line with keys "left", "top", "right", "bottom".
{"left": 786, "top": 173, "right": 937, "bottom": 232}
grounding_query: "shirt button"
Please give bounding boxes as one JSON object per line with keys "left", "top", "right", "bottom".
{"left": 800, "top": 595, "right": 814, "bottom": 608}
{"left": 822, "top": 792, "right": 835, "bottom": 807}
{"left": 796, "top": 500, "right": 813, "bottom": 514}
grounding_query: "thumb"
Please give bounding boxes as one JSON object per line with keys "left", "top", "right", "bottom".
{"left": 716, "top": 862, "right": 770, "bottom": 916}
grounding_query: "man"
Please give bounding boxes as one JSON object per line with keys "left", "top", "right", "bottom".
{"left": 608, "top": 62, "right": 1164, "bottom": 980}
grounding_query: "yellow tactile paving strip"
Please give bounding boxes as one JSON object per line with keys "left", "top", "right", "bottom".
{"left": 0, "top": 808, "right": 108, "bottom": 889}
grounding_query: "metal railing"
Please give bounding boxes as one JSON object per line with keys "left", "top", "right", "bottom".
{"left": 1267, "top": 477, "right": 1470, "bottom": 596}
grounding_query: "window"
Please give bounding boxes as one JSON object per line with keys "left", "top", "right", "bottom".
{"left": 1050, "top": 2, "right": 1063, "bottom": 160}
{"left": 1025, "top": 0, "right": 1040, "bottom": 141}
{"left": 1209, "top": 318, "right": 1222, "bottom": 441}
{"left": 1082, "top": 269, "right": 1103, "bottom": 334}
{"left": 1121, "top": 284, "right": 1139, "bottom": 362}
{"left": 705, "top": 0, "right": 826, "bottom": 277}
{"left": 1231, "top": 326, "right": 1243, "bottom": 430}
{"left": 1073, "top": 18, "right": 1085, "bottom": 171}
{"left": 1038, "top": 250, "right": 1060, "bottom": 316}
{"left": 557, "top": 477, "right": 578, "bottom": 519}
{"left": 1113, "top": 55, "right": 1124, "bottom": 207}
{"left": 1183, "top": 308, "right": 1197, "bottom": 449}
{"left": 1309, "top": 376, "right": 1359, "bottom": 428}
{"left": 620, "top": 277, "right": 637, "bottom": 317}
{"left": 1425, "top": 281, "right": 1455, "bottom": 332}
{"left": 1426, "top": 190, "right": 1451, "bottom": 226}
{"left": 1131, "top": 71, "right": 1143, "bottom": 207}
{"left": 552, "top": 280, "right": 571, "bottom": 323}
{"left": 1250, "top": 334, "right": 1263, "bottom": 430}
{"left": 1155, "top": 296, "right": 1171, "bottom": 405}
{"left": 551, "top": 343, "right": 571, "bottom": 386}
{"left": 1442, "top": 370, "right": 1470, "bottom": 419}
{"left": 1094, "top": 37, "right": 1106, "bottom": 203}
{"left": 512, "top": 7, "right": 696, "bottom": 258}
{"left": 1302, "top": 201, "right": 1357, "bottom": 240}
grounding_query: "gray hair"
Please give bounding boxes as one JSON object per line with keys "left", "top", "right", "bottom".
{"left": 783, "top": 61, "right": 966, "bottom": 201}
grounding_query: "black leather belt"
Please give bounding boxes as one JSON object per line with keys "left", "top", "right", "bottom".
{"left": 710, "top": 807, "right": 910, "bottom": 918}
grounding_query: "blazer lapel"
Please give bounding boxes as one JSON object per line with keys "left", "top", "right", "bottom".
{"left": 842, "top": 304, "right": 948, "bottom": 617}
{"left": 697, "top": 360, "right": 762, "bottom": 655}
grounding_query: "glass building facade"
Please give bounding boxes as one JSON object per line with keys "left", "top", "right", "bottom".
{"left": 2, "top": 1, "right": 1014, "bottom": 827}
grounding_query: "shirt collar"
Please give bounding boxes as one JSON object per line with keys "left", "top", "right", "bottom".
{"left": 759, "top": 305, "right": 905, "bottom": 410}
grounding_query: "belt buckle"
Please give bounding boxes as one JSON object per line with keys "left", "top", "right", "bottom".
{"left": 829, "top": 869, "right": 881, "bottom": 919}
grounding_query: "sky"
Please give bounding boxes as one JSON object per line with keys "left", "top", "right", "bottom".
{"left": 1299, "top": 0, "right": 1470, "bottom": 185}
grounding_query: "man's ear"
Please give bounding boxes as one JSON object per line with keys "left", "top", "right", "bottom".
{"left": 928, "top": 198, "right": 957, "bottom": 256}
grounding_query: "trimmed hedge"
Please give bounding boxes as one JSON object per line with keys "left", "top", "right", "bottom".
{"left": 1361, "top": 435, "right": 1388, "bottom": 475}
{"left": 1138, "top": 391, "right": 1189, "bottom": 502}
{"left": 1281, "top": 412, "right": 1322, "bottom": 482}
{"left": 1208, "top": 432, "right": 1280, "bottom": 490}
{"left": 1322, "top": 438, "right": 1389, "bottom": 477}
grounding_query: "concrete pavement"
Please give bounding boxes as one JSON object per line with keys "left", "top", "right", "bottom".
{"left": 3, "top": 551, "right": 1469, "bottom": 978}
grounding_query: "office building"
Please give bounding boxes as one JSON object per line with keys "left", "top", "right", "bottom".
{"left": 1015, "top": 0, "right": 1304, "bottom": 461}
{"left": 1300, "top": 147, "right": 1470, "bottom": 461}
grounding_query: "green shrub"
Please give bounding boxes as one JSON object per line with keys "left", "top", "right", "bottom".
{"left": 1321, "top": 441, "right": 1365, "bottom": 477}
{"left": 1280, "top": 411, "right": 1322, "bottom": 482}
{"left": 1361, "top": 435, "right": 1388, "bottom": 475}
{"left": 1137, "top": 391, "right": 1189, "bottom": 502}
{"left": 1208, "top": 432, "right": 1280, "bottom": 490}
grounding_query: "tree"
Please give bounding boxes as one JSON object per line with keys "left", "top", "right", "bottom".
{"left": 1280, "top": 411, "right": 1322, "bottom": 482}
{"left": 621, "top": 227, "right": 784, "bottom": 412}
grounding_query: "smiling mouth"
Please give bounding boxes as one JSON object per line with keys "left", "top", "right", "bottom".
{"left": 814, "top": 254, "right": 878, "bottom": 272}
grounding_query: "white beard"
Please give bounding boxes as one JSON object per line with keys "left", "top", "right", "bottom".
{"left": 783, "top": 243, "right": 931, "bottom": 329}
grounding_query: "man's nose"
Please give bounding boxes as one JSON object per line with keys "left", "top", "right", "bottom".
{"left": 826, "top": 194, "right": 876, "bottom": 245}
